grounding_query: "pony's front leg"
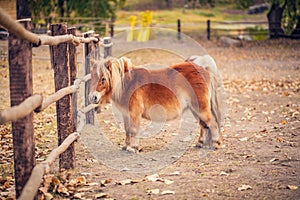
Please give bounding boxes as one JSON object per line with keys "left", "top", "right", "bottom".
{"left": 123, "top": 116, "right": 141, "bottom": 153}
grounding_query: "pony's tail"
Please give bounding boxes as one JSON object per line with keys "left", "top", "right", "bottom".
{"left": 186, "top": 55, "right": 226, "bottom": 131}
{"left": 205, "top": 57, "right": 226, "bottom": 133}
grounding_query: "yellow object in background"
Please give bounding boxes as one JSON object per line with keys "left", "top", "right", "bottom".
{"left": 127, "top": 11, "right": 153, "bottom": 42}
{"left": 127, "top": 15, "right": 137, "bottom": 42}
{"left": 137, "top": 11, "right": 153, "bottom": 42}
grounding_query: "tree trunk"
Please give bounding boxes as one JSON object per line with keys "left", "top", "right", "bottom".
{"left": 16, "top": 0, "right": 31, "bottom": 19}
{"left": 267, "top": 2, "right": 286, "bottom": 39}
{"left": 166, "top": 0, "right": 172, "bottom": 9}
{"left": 292, "top": 15, "right": 300, "bottom": 39}
{"left": 58, "top": 0, "right": 65, "bottom": 21}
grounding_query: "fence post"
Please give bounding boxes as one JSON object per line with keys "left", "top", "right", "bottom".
{"left": 207, "top": 19, "right": 211, "bottom": 40}
{"left": 8, "top": 18, "right": 35, "bottom": 198}
{"left": 84, "top": 31, "right": 95, "bottom": 124}
{"left": 68, "top": 27, "right": 77, "bottom": 131}
{"left": 50, "top": 23, "right": 75, "bottom": 170}
{"left": 110, "top": 23, "right": 114, "bottom": 37}
{"left": 103, "top": 37, "right": 112, "bottom": 58}
{"left": 177, "top": 19, "right": 181, "bottom": 40}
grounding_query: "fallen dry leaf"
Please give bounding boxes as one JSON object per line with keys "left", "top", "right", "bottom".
{"left": 169, "top": 171, "right": 180, "bottom": 176}
{"left": 44, "top": 192, "right": 54, "bottom": 200}
{"left": 145, "top": 174, "right": 160, "bottom": 182}
{"left": 269, "top": 158, "right": 279, "bottom": 163}
{"left": 73, "top": 192, "right": 84, "bottom": 199}
{"left": 280, "top": 120, "right": 287, "bottom": 125}
{"left": 239, "top": 137, "right": 248, "bottom": 141}
{"left": 94, "top": 192, "right": 108, "bottom": 198}
{"left": 164, "top": 179, "right": 174, "bottom": 185}
{"left": 287, "top": 185, "right": 298, "bottom": 190}
{"left": 57, "top": 183, "right": 69, "bottom": 196}
{"left": 69, "top": 176, "right": 86, "bottom": 186}
{"left": 238, "top": 184, "right": 252, "bottom": 191}
{"left": 116, "top": 179, "right": 143, "bottom": 185}
{"left": 161, "top": 190, "right": 175, "bottom": 195}
{"left": 219, "top": 171, "right": 229, "bottom": 176}
{"left": 101, "top": 178, "right": 112, "bottom": 186}
{"left": 87, "top": 182, "right": 100, "bottom": 186}
{"left": 147, "top": 188, "right": 160, "bottom": 194}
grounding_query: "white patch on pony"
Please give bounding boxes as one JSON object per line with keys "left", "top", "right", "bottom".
{"left": 186, "top": 55, "right": 218, "bottom": 75}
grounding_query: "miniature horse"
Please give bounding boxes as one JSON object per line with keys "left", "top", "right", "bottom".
{"left": 89, "top": 56, "right": 225, "bottom": 152}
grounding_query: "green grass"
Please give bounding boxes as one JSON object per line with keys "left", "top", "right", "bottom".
{"left": 116, "top": 5, "right": 267, "bottom": 26}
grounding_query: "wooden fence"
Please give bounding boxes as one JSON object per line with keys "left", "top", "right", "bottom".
{"left": 161, "top": 19, "right": 300, "bottom": 40}
{"left": 0, "top": 7, "right": 112, "bottom": 200}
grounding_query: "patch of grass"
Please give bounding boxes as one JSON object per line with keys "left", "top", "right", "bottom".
{"left": 116, "top": 4, "right": 267, "bottom": 27}
{"left": 199, "top": 11, "right": 215, "bottom": 18}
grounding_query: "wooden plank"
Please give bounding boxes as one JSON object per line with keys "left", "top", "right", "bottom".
{"left": 8, "top": 18, "right": 35, "bottom": 198}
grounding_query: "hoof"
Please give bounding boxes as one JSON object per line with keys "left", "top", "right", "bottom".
{"left": 196, "top": 142, "right": 204, "bottom": 148}
{"left": 122, "top": 146, "right": 139, "bottom": 153}
{"left": 196, "top": 142, "right": 215, "bottom": 150}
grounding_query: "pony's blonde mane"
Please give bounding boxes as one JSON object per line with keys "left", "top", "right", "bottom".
{"left": 97, "top": 56, "right": 134, "bottom": 101}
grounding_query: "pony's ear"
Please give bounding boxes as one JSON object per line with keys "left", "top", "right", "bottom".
{"left": 104, "top": 60, "right": 112, "bottom": 71}
{"left": 120, "top": 56, "right": 133, "bottom": 73}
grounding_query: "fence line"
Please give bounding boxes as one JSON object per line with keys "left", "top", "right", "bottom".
{"left": 0, "top": 7, "right": 113, "bottom": 199}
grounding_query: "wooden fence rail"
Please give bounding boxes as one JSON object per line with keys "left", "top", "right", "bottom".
{"left": 0, "top": 7, "right": 98, "bottom": 47}
{"left": 0, "top": 74, "right": 92, "bottom": 124}
{"left": 0, "top": 95, "right": 43, "bottom": 124}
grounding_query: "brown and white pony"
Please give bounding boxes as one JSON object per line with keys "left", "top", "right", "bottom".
{"left": 89, "top": 56, "right": 225, "bottom": 152}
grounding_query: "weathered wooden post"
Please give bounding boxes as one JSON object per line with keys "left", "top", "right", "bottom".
{"left": 103, "top": 37, "right": 112, "bottom": 58}
{"left": 84, "top": 31, "right": 95, "bottom": 124}
{"left": 68, "top": 27, "right": 77, "bottom": 131}
{"left": 177, "top": 19, "right": 181, "bottom": 40}
{"left": 49, "top": 23, "right": 75, "bottom": 169}
{"left": 207, "top": 19, "right": 211, "bottom": 40}
{"left": 8, "top": 18, "right": 35, "bottom": 198}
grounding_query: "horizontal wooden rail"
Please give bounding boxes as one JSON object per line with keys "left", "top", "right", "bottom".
{"left": 0, "top": 94, "right": 43, "bottom": 124}
{"left": 0, "top": 7, "right": 98, "bottom": 47}
{"left": 18, "top": 132, "right": 80, "bottom": 200}
{"left": 1, "top": 73, "right": 92, "bottom": 124}
{"left": 37, "top": 74, "right": 91, "bottom": 112}
{"left": 77, "top": 103, "right": 98, "bottom": 132}
{"left": 36, "top": 85, "right": 78, "bottom": 112}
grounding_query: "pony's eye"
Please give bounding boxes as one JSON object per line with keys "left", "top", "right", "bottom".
{"left": 101, "top": 77, "right": 106, "bottom": 84}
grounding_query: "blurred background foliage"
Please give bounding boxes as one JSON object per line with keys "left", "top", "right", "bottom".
{"left": 26, "top": 0, "right": 299, "bottom": 38}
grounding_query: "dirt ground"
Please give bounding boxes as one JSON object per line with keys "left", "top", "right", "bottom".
{"left": 0, "top": 38, "right": 300, "bottom": 199}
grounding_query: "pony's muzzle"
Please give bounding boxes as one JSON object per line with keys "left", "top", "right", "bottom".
{"left": 89, "top": 91, "right": 102, "bottom": 104}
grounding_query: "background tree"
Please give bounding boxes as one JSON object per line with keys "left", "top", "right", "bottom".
{"left": 28, "top": 0, "right": 54, "bottom": 25}
{"left": 267, "top": 0, "right": 300, "bottom": 38}
{"left": 186, "top": 0, "right": 215, "bottom": 9}
{"left": 28, "top": 0, "right": 125, "bottom": 32}
{"left": 17, "top": 0, "right": 31, "bottom": 19}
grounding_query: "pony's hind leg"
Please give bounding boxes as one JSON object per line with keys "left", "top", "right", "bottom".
{"left": 197, "top": 118, "right": 220, "bottom": 149}
{"left": 191, "top": 105, "right": 219, "bottom": 149}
